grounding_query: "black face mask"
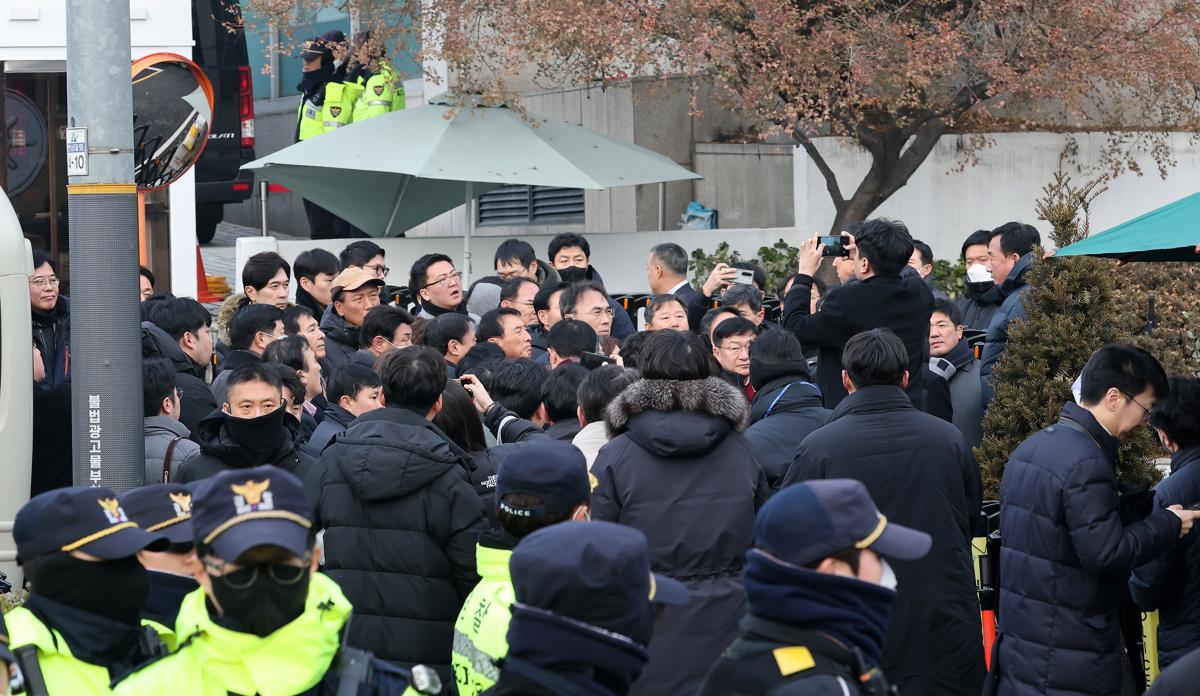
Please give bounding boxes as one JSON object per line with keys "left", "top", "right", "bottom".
{"left": 210, "top": 564, "right": 311, "bottom": 637}
{"left": 557, "top": 266, "right": 589, "bottom": 283}
{"left": 222, "top": 407, "right": 289, "bottom": 466}
{"left": 30, "top": 553, "right": 149, "bottom": 626}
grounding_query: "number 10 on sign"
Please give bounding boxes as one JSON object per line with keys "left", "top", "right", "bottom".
{"left": 66, "top": 127, "right": 89, "bottom": 177}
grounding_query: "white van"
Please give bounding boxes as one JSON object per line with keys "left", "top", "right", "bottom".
{"left": 0, "top": 189, "right": 34, "bottom": 582}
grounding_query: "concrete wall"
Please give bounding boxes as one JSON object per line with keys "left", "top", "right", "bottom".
{"left": 235, "top": 226, "right": 799, "bottom": 296}
{"left": 695, "top": 143, "right": 794, "bottom": 229}
{"left": 794, "top": 131, "right": 1200, "bottom": 259}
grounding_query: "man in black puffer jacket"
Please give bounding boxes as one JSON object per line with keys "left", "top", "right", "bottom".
{"left": 315, "top": 346, "right": 486, "bottom": 680}
{"left": 992, "top": 345, "right": 1196, "bottom": 696}
{"left": 1131, "top": 376, "right": 1200, "bottom": 670}
{"left": 744, "top": 331, "right": 829, "bottom": 491}
{"left": 175, "top": 363, "right": 318, "bottom": 494}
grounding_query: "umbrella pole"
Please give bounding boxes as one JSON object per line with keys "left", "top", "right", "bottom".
{"left": 383, "top": 176, "right": 412, "bottom": 237}
{"left": 464, "top": 181, "right": 473, "bottom": 284}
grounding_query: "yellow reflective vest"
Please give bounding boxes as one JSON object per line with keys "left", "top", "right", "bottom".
{"left": 452, "top": 543, "right": 514, "bottom": 696}
{"left": 3, "top": 606, "right": 115, "bottom": 695}
{"left": 297, "top": 81, "right": 363, "bottom": 141}
{"left": 352, "top": 63, "right": 405, "bottom": 122}
{"left": 114, "top": 573, "right": 352, "bottom": 696}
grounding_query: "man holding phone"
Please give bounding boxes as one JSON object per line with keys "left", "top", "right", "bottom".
{"left": 782, "top": 218, "right": 934, "bottom": 410}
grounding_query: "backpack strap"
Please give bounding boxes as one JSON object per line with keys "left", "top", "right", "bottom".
{"left": 162, "top": 436, "right": 185, "bottom": 483}
{"left": 12, "top": 644, "right": 49, "bottom": 696}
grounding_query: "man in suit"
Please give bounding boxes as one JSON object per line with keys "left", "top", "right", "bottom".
{"left": 647, "top": 243, "right": 701, "bottom": 309}
{"left": 782, "top": 218, "right": 934, "bottom": 410}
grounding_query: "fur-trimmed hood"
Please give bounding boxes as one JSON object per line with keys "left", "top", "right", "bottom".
{"left": 215, "top": 293, "right": 247, "bottom": 346}
{"left": 605, "top": 377, "right": 749, "bottom": 458}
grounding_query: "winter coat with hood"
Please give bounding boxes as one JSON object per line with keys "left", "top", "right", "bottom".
{"left": 1131, "top": 447, "right": 1200, "bottom": 669}
{"left": 144, "top": 416, "right": 201, "bottom": 484}
{"left": 980, "top": 252, "right": 1033, "bottom": 392}
{"left": 319, "top": 304, "right": 361, "bottom": 373}
{"left": 142, "top": 321, "right": 217, "bottom": 435}
{"left": 744, "top": 365, "right": 830, "bottom": 491}
{"left": 591, "top": 376, "right": 770, "bottom": 696}
{"left": 780, "top": 385, "right": 985, "bottom": 696}
{"left": 314, "top": 405, "right": 487, "bottom": 675}
{"left": 174, "top": 409, "right": 318, "bottom": 494}
{"left": 33, "top": 295, "right": 71, "bottom": 390}
{"left": 993, "top": 402, "right": 1181, "bottom": 696}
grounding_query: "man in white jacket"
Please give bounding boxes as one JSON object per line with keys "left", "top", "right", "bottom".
{"left": 572, "top": 365, "right": 638, "bottom": 469}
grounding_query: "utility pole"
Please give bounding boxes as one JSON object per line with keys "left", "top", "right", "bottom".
{"left": 66, "top": 0, "right": 144, "bottom": 491}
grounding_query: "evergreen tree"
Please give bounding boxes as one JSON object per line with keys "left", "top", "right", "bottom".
{"left": 976, "top": 168, "right": 1160, "bottom": 497}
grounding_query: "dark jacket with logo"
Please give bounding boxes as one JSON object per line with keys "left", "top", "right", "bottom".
{"left": 319, "top": 305, "right": 361, "bottom": 373}
{"left": 1130, "top": 446, "right": 1200, "bottom": 669}
{"left": 744, "top": 376, "right": 829, "bottom": 491}
{"left": 782, "top": 272, "right": 933, "bottom": 410}
{"left": 980, "top": 253, "right": 1033, "bottom": 393}
{"left": 592, "top": 376, "right": 769, "bottom": 696}
{"left": 141, "top": 321, "right": 216, "bottom": 435}
{"left": 781, "top": 385, "right": 984, "bottom": 696}
{"left": 174, "top": 410, "right": 318, "bottom": 491}
{"left": 699, "top": 615, "right": 889, "bottom": 696}
{"left": 993, "top": 403, "right": 1181, "bottom": 696}
{"left": 315, "top": 406, "right": 487, "bottom": 676}
{"left": 33, "top": 296, "right": 71, "bottom": 390}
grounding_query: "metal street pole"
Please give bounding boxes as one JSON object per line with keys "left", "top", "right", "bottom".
{"left": 66, "top": 0, "right": 144, "bottom": 491}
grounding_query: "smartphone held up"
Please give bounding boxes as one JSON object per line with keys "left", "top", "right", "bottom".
{"left": 818, "top": 234, "right": 850, "bottom": 258}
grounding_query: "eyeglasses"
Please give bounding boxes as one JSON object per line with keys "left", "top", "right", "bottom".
{"left": 717, "top": 342, "right": 754, "bottom": 355}
{"left": 204, "top": 558, "right": 309, "bottom": 589}
{"left": 422, "top": 271, "right": 462, "bottom": 289}
{"left": 573, "top": 306, "right": 615, "bottom": 319}
{"left": 1119, "top": 389, "right": 1153, "bottom": 421}
{"left": 30, "top": 277, "right": 60, "bottom": 289}
{"left": 364, "top": 263, "right": 390, "bottom": 277}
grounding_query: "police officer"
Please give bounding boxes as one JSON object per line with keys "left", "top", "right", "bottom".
{"left": 113, "top": 465, "right": 441, "bottom": 695}
{"left": 6, "top": 486, "right": 170, "bottom": 694}
{"left": 120, "top": 483, "right": 198, "bottom": 651}
{"left": 483, "top": 521, "right": 688, "bottom": 695}
{"left": 452, "top": 441, "right": 592, "bottom": 695}
{"left": 698, "top": 480, "right": 932, "bottom": 696}
{"left": 346, "top": 31, "right": 406, "bottom": 123}
{"left": 296, "top": 34, "right": 365, "bottom": 239}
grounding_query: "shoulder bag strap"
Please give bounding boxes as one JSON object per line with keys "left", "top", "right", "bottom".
{"left": 162, "top": 436, "right": 185, "bottom": 483}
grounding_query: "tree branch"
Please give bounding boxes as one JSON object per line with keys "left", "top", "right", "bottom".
{"left": 794, "top": 133, "right": 845, "bottom": 209}
{"left": 881, "top": 118, "right": 949, "bottom": 201}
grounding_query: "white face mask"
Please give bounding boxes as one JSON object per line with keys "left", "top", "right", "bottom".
{"left": 966, "top": 263, "right": 993, "bottom": 283}
{"left": 877, "top": 558, "right": 898, "bottom": 591}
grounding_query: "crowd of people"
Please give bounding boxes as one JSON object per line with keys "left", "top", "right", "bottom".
{"left": 7, "top": 220, "right": 1200, "bottom": 696}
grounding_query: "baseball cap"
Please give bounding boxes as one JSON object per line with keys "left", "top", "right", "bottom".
{"left": 331, "top": 267, "right": 385, "bottom": 295}
{"left": 496, "top": 441, "right": 591, "bottom": 518}
{"left": 320, "top": 30, "right": 346, "bottom": 44}
{"left": 510, "top": 521, "right": 687, "bottom": 639}
{"left": 756, "top": 480, "right": 931, "bottom": 566}
{"left": 119, "top": 483, "right": 195, "bottom": 545}
{"left": 190, "top": 465, "right": 313, "bottom": 561}
{"left": 13, "top": 486, "right": 169, "bottom": 564}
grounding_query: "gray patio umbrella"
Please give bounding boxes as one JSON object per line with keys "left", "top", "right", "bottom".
{"left": 243, "top": 94, "right": 701, "bottom": 278}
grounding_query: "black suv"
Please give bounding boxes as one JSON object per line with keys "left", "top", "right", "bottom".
{"left": 193, "top": 0, "right": 255, "bottom": 243}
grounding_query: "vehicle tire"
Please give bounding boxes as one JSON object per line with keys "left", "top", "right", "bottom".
{"left": 196, "top": 203, "right": 223, "bottom": 244}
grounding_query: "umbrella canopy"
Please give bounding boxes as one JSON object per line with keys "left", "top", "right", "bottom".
{"left": 242, "top": 94, "right": 701, "bottom": 237}
{"left": 1056, "top": 191, "right": 1200, "bottom": 262}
